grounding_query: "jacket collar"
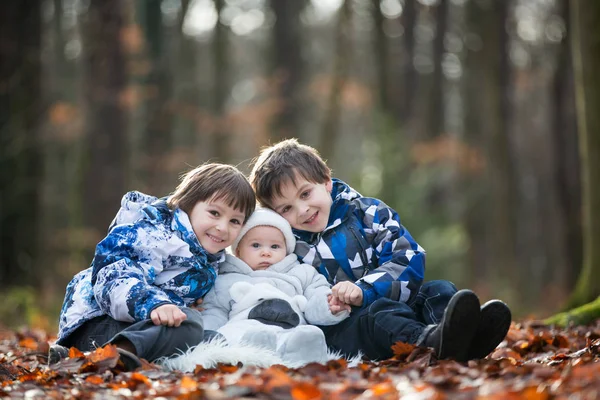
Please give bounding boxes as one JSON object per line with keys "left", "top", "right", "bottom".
{"left": 294, "top": 179, "right": 361, "bottom": 243}
{"left": 171, "top": 208, "right": 224, "bottom": 265}
{"left": 220, "top": 253, "right": 299, "bottom": 274}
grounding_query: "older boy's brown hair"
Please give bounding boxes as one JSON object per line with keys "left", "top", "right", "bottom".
{"left": 249, "top": 139, "right": 331, "bottom": 207}
{"left": 168, "top": 163, "right": 256, "bottom": 222}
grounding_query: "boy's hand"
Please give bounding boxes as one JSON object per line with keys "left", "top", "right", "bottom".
{"left": 328, "top": 294, "right": 352, "bottom": 314}
{"left": 331, "top": 282, "right": 363, "bottom": 307}
{"left": 151, "top": 304, "right": 187, "bottom": 327}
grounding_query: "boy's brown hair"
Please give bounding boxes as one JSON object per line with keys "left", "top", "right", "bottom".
{"left": 168, "top": 163, "right": 256, "bottom": 222}
{"left": 249, "top": 139, "right": 331, "bottom": 207}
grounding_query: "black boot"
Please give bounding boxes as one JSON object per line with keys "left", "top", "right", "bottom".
{"left": 466, "top": 300, "right": 511, "bottom": 360}
{"left": 418, "top": 289, "right": 480, "bottom": 362}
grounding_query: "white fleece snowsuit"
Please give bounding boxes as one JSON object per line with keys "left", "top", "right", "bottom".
{"left": 201, "top": 253, "right": 349, "bottom": 364}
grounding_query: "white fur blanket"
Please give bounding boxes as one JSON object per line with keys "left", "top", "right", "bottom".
{"left": 159, "top": 337, "right": 361, "bottom": 372}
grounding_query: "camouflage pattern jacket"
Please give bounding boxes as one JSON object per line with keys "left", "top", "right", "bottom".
{"left": 294, "top": 179, "right": 426, "bottom": 309}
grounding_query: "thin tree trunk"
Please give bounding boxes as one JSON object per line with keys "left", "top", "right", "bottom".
{"left": 567, "top": 0, "right": 600, "bottom": 308}
{"left": 428, "top": 0, "right": 449, "bottom": 138}
{"left": 372, "top": 0, "right": 389, "bottom": 111}
{"left": 142, "top": 0, "right": 174, "bottom": 193}
{"left": 319, "top": 0, "right": 352, "bottom": 161}
{"left": 212, "top": 0, "right": 230, "bottom": 161}
{"left": 462, "top": 0, "right": 517, "bottom": 295}
{"left": 551, "top": 0, "right": 581, "bottom": 292}
{"left": 269, "top": 0, "right": 305, "bottom": 142}
{"left": 0, "top": 1, "right": 42, "bottom": 288}
{"left": 81, "top": 0, "right": 128, "bottom": 235}
{"left": 399, "top": 0, "right": 417, "bottom": 122}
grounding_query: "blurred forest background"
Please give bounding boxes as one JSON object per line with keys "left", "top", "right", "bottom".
{"left": 1, "top": 0, "right": 599, "bottom": 332}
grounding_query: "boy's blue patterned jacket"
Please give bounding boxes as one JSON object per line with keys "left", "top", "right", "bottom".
{"left": 57, "top": 191, "right": 222, "bottom": 343}
{"left": 293, "top": 179, "right": 426, "bottom": 309}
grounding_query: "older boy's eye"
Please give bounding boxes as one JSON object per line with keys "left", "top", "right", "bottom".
{"left": 209, "top": 210, "right": 219, "bottom": 217}
{"left": 300, "top": 190, "right": 310, "bottom": 199}
{"left": 231, "top": 219, "right": 241, "bottom": 225}
{"left": 281, "top": 206, "right": 291, "bottom": 214}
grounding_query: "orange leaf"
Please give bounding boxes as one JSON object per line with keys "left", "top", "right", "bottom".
{"left": 370, "top": 382, "right": 397, "bottom": 396}
{"left": 69, "top": 347, "right": 85, "bottom": 358}
{"left": 291, "top": 382, "right": 322, "bottom": 400}
{"left": 217, "top": 364, "right": 239, "bottom": 374}
{"left": 85, "top": 375, "right": 104, "bottom": 384}
{"left": 392, "top": 341, "right": 416, "bottom": 358}
{"left": 18, "top": 337, "right": 38, "bottom": 350}
{"left": 88, "top": 345, "right": 119, "bottom": 363}
{"left": 180, "top": 375, "right": 198, "bottom": 390}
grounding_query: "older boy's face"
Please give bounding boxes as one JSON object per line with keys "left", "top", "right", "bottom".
{"left": 270, "top": 175, "right": 333, "bottom": 233}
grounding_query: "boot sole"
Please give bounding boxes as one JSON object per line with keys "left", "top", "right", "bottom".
{"left": 438, "top": 289, "right": 480, "bottom": 362}
{"left": 467, "top": 300, "right": 511, "bottom": 360}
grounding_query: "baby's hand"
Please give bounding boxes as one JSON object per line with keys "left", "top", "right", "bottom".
{"left": 331, "top": 281, "right": 363, "bottom": 307}
{"left": 328, "top": 294, "right": 351, "bottom": 314}
{"left": 150, "top": 304, "right": 187, "bottom": 327}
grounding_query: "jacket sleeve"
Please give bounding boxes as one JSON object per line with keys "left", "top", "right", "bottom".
{"left": 91, "top": 223, "right": 176, "bottom": 322}
{"left": 200, "top": 286, "right": 231, "bottom": 331}
{"left": 298, "top": 265, "right": 350, "bottom": 325}
{"left": 354, "top": 199, "right": 426, "bottom": 308}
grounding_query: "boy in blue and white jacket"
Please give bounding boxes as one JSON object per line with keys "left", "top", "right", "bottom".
{"left": 250, "top": 139, "right": 512, "bottom": 362}
{"left": 52, "top": 164, "right": 256, "bottom": 369}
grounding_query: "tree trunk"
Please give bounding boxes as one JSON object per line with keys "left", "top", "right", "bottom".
{"left": 212, "top": 0, "right": 230, "bottom": 161}
{"left": 566, "top": 0, "right": 600, "bottom": 308}
{"left": 372, "top": 0, "right": 389, "bottom": 111}
{"left": 319, "top": 0, "right": 352, "bottom": 162}
{"left": 269, "top": 0, "right": 305, "bottom": 142}
{"left": 551, "top": 0, "right": 581, "bottom": 293}
{"left": 428, "top": 0, "right": 448, "bottom": 139}
{"left": 81, "top": 0, "right": 128, "bottom": 236}
{"left": 0, "top": 1, "right": 42, "bottom": 288}
{"left": 462, "top": 0, "right": 516, "bottom": 296}
{"left": 399, "top": 0, "right": 417, "bottom": 123}
{"left": 142, "top": 0, "right": 173, "bottom": 194}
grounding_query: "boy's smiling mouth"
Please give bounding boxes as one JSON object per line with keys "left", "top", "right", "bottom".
{"left": 206, "top": 233, "right": 224, "bottom": 243}
{"left": 304, "top": 212, "right": 318, "bottom": 224}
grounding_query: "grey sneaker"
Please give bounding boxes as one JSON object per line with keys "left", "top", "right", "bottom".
{"left": 48, "top": 344, "right": 69, "bottom": 365}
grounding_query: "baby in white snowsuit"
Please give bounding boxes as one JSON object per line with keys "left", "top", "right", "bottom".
{"left": 201, "top": 208, "right": 349, "bottom": 365}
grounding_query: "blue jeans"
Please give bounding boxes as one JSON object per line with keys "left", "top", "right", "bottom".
{"left": 319, "top": 280, "right": 457, "bottom": 360}
{"left": 58, "top": 308, "right": 204, "bottom": 362}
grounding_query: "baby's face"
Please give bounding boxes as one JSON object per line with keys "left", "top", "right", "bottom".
{"left": 236, "top": 226, "right": 287, "bottom": 270}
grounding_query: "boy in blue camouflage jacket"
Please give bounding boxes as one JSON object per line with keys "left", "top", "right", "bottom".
{"left": 249, "top": 139, "right": 511, "bottom": 362}
{"left": 51, "top": 164, "right": 255, "bottom": 369}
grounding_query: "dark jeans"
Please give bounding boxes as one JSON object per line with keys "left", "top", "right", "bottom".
{"left": 320, "top": 280, "right": 457, "bottom": 360}
{"left": 59, "top": 308, "right": 204, "bottom": 362}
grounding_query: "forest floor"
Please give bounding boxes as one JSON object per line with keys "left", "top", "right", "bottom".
{"left": 1, "top": 319, "right": 600, "bottom": 399}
